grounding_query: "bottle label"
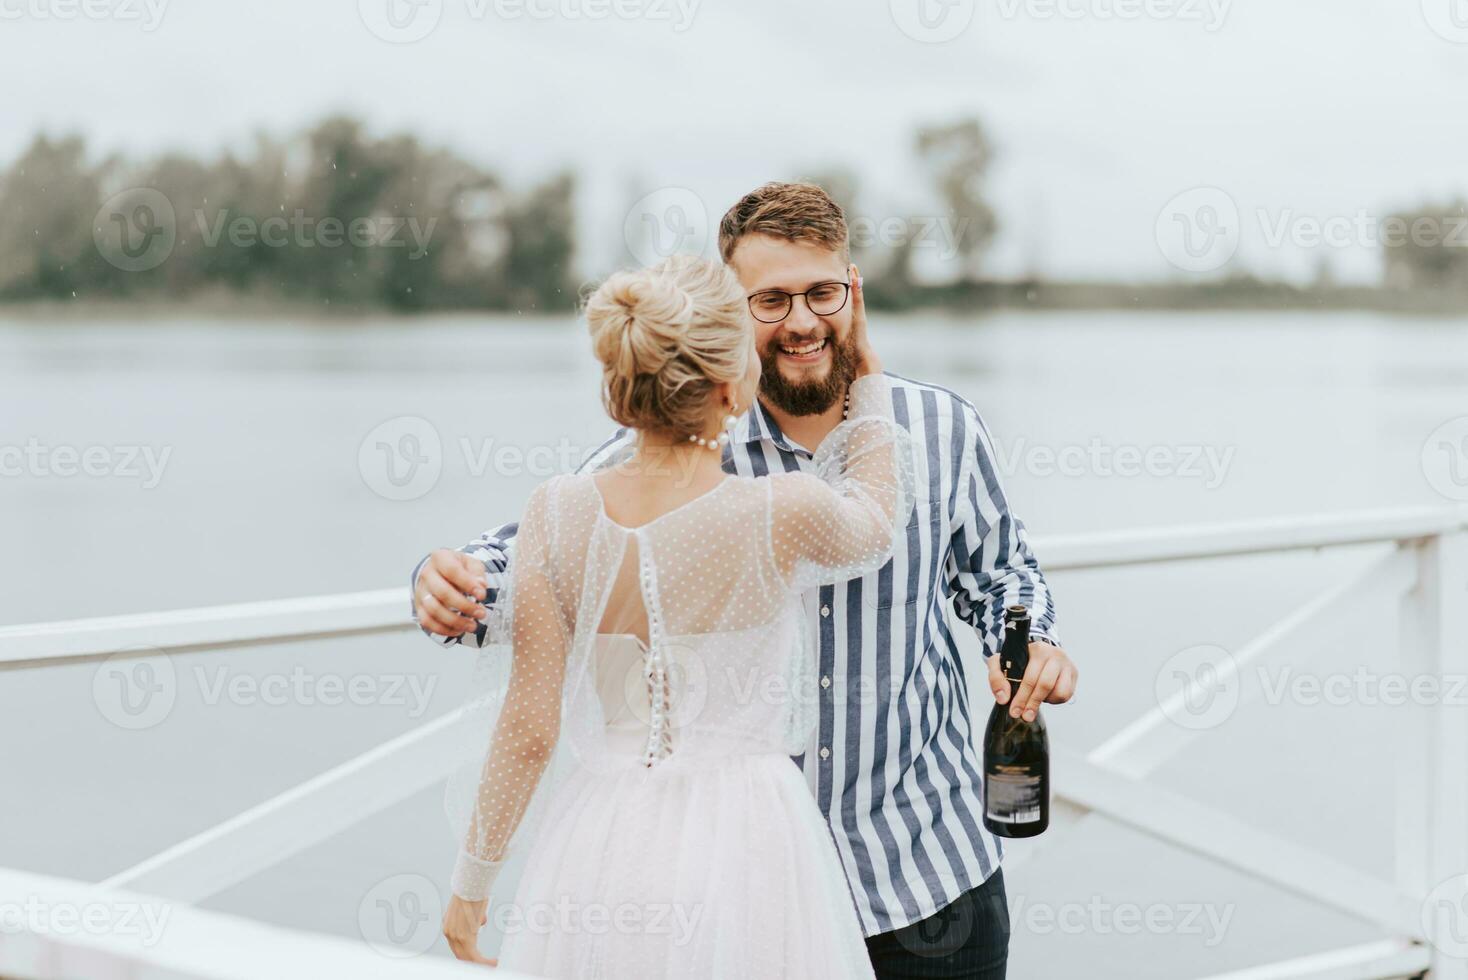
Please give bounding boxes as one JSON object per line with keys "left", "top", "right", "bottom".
{"left": 986, "top": 770, "right": 1043, "bottom": 823}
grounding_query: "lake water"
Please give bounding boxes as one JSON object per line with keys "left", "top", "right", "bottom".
{"left": 2, "top": 309, "right": 1465, "bottom": 976}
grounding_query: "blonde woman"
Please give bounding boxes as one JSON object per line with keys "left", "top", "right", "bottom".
{"left": 440, "top": 253, "right": 911, "bottom": 976}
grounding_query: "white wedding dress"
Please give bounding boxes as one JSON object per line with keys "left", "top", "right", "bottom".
{"left": 445, "top": 373, "right": 913, "bottom": 978}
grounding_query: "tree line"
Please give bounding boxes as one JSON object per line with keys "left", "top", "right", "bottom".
{"left": 1, "top": 112, "right": 1462, "bottom": 313}
{"left": 0, "top": 113, "right": 1009, "bottom": 314}
{"left": 0, "top": 116, "right": 575, "bottom": 312}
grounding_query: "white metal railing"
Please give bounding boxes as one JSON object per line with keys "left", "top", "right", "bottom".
{"left": 0, "top": 868, "right": 496, "bottom": 979}
{"left": 1, "top": 505, "right": 1464, "bottom": 980}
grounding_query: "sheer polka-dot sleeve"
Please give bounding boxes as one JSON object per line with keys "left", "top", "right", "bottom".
{"left": 769, "top": 373, "right": 915, "bottom": 592}
{"left": 450, "top": 478, "right": 569, "bottom": 901}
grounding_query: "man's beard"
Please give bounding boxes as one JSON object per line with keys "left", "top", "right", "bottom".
{"left": 758, "top": 330, "right": 861, "bottom": 417}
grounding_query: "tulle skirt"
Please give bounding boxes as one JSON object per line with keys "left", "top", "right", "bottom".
{"left": 497, "top": 742, "right": 875, "bottom": 979}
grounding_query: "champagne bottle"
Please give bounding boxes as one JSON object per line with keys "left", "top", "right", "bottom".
{"left": 982, "top": 605, "right": 1049, "bottom": 837}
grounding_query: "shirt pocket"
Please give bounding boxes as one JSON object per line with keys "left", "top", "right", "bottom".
{"left": 866, "top": 504, "right": 947, "bottom": 610}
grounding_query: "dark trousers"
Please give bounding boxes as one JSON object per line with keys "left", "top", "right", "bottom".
{"left": 864, "top": 868, "right": 1010, "bottom": 980}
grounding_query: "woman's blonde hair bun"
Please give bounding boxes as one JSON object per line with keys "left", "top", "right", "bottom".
{"left": 585, "top": 254, "right": 751, "bottom": 437}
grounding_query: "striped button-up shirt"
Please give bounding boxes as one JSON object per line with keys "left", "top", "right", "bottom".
{"left": 412, "top": 370, "right": 1060, "bottom": 936}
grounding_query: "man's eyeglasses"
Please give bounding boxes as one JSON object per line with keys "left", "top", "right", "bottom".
{"left": 746, "top": 281, "right": 851, "bottom": 324}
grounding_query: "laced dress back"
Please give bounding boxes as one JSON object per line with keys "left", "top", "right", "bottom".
{"left": 445, "top": 373, "right": 914, "bottom": 904}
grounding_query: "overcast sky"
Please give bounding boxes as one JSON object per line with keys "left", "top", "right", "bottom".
{"left": 5, "top": 0, "right": 1468, "bottom": 283}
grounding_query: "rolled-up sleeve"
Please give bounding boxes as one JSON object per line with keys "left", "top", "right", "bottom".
{"left": 945, "top": 403, "right": 1060, "bottom": 658}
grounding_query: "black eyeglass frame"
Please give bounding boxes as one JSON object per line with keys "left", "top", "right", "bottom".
{"left": 745, "top": 280, "right": 852, "bottom": 324}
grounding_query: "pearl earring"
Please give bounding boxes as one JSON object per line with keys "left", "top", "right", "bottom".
{"left": 717, "top": 403, "right": 738, "bottom": 447}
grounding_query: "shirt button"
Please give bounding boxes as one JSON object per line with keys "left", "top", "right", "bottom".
{"left": 819, "top": 747, "right": 830, "bottom": 760}
{"left": 820, "top": 605, "right": 830, "bottom": 617}
{"left": 820, "top": 676, "right": 831, "bottom": 689}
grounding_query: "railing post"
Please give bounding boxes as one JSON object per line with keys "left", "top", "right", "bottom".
{"left": 1433, "top": 528, "right": 1468, "bottom": 979}
{"left": 1405, "top": 527, "right": 1468, "bottom": 979}
{"left": 1397, "top": 540, "right": 1434, "bottom": 905}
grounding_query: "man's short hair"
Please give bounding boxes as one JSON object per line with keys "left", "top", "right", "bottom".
{"left": 718, "top": 181, "right": 850, "bottom": 264}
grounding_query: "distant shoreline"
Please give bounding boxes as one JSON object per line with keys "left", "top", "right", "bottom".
{"left": 3, "top": 279, "right": 1466, "bottom": 320}
{"left": 865, "top": 279, "right": 1468, "bottom": 317}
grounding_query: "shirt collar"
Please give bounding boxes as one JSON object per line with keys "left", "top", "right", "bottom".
{"left": 739, "top": 398, "right": 808, "bottom": 456}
